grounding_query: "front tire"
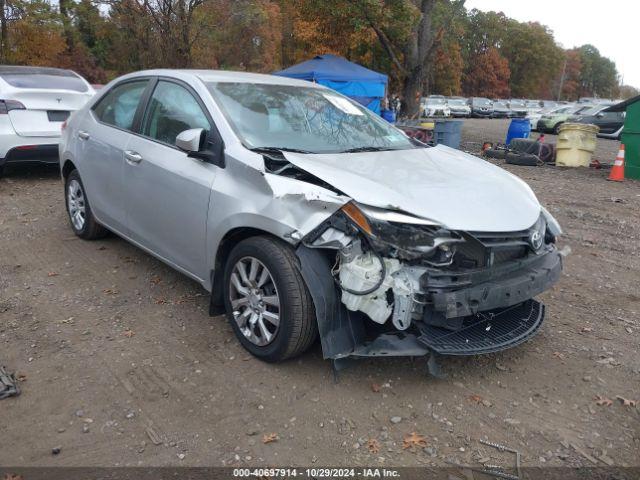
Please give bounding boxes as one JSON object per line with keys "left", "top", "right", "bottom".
{"left": 65, "top": 169, "right": 108, "bottom": 240}
{"left": 553, "top": 122, "right": 563, "bottom": 135}
{"left": 223, "top": 236, "right": 317, "bottom": 362}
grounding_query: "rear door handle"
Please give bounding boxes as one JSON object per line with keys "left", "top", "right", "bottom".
{"left": 78, "top": 130, "right": 90, "bottom": 140}
{"left": 124, "top": 150, "right": 143, "bottom": 164}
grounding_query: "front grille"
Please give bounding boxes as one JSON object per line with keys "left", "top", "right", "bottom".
{"left": 453, "top": 228, "right": 532, "bottom": 269}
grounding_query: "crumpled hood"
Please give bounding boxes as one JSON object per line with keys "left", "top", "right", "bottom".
{"left": 284, "top": 145, "right": 542, "bottom": 232}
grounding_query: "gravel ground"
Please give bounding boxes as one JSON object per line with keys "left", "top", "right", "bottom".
{"left": 1, "top": 120, "right": 638, "bottom": 470}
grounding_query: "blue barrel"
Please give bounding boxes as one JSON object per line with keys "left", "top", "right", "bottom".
{"left": 381, "top": 109, "right": 396, "bottom": 123}
{"left": 433, "top": 120, "right": 463, "bottom": 149}
{"left": 506, "top": 118, "right": 531, "bottom": 145}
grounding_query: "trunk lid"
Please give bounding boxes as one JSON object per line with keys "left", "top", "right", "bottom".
{"left": 7, "top": 89, "right": 94, "bottom": 137}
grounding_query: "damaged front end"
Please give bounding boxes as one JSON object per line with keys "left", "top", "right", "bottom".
{"left": 296, "top": 201, "right": 563, "bottom": 365}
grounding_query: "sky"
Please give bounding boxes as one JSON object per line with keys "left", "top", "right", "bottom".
{"left": 464, "top": 0, "right": 639, "bottom": 88}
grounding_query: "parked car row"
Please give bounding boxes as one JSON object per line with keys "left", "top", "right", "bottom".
{"left": 531, "top": 101, "right": 624, "bottom": 139}
{"left": 419, "top": 95, "right": 625, "bottom": 137}
{"left": 420, "top": 96, "right": 561, "bottom": 119}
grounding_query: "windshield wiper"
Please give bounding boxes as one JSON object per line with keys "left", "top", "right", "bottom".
{"left": 339, "top": 146, "right": 395, "bottom": 153}
{"left": 250, "top": 146, "right": 313, "bottom": 154}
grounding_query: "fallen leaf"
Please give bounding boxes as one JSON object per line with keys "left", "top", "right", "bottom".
{"left": 371, "top": 383, "right": 381, "bottom": 393}
{"left": 616, "top": 396, "right": 637, "bottom": 407}
{"left": 3, "top": 474, "right": 24, "bottom": 480}
{"left": 262, "top": 433, "right": 278, "bottom": 444}
{"left": 468, "top": 394, "right": 483, "bottom": 404}
{"left": 402, "top": 432, "right": 427, "bottom": 450}
{"left": 154, "top": 297, "right": 167, "bottom": 304}
{"left": 594, "top": 395, "right": 612, "bottom": 406}
{"left": 16, "top": 373, "right": 26, "bottom": 382}
{"left": 553, "top": 351, "right": 565, "bottom": 359}
{"left": 123, "top": 329, "right": 135, "bottom": 338}
{"left": 581, "top": 327, "right": 593, "bottom": 333}
{"left": 103, "top": 288, "right": 119, "bottom": 295}
{"left": 47, "top": 272, "right": 59, "bottom": 277}
{"left": 150, "top": 276, "right": 162, "bottom": 285}
{"left": 367, "top": 439, "right": 380, "bottom": 454}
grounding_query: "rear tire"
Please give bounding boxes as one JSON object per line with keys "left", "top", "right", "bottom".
{"left": 223, "top": 236, "right": 317, "bottom": 362}
{"left": 65, "top": 169, "right": 108, "bottom": 240}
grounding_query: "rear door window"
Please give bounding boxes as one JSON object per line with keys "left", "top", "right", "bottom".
{"left": 93, "top": 80, "right": 149, "bottom": 131}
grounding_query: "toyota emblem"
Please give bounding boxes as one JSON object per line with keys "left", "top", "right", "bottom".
{"left": 529, "top": 230, "right": 543, "bottom": 251}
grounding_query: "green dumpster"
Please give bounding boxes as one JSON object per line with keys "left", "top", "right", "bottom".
{"left": 604, "top": 94, "right": 640, "bottom": 180}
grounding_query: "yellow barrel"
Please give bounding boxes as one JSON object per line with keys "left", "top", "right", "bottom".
{"left": 555, "top": 123, "right": 599, "bottom": 167}
{"left": 420, "top": 121, "right": 435, "bottom": 129}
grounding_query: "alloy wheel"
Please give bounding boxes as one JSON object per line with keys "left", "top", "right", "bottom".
{"left": 228, "top": 256, "right": 281, "bottom": 346}
{"left": 67, "top": 179, "right": 86, "bottom": 231}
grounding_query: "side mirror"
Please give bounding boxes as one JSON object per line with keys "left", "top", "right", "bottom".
{"left": 176, "top": 128, "right": 226, "bottom": 168}
{"left": 176, "top": 128, "right": 205, "bottom": 153}
{"left": 596, "top": 112, "right": 604, "bottom": 118}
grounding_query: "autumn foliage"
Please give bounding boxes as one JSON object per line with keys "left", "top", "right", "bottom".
{"left": 0, "top": 0, "right": 624, "bottom": 100}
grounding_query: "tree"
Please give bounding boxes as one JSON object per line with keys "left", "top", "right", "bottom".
{"left": 578, "top": 44, "right": 618, "bottom": 98}
{"left": 463, "top": 46, "right": 510, "bottom": 98}
{"left": 557, "top": 48, "right": 582, "bottom": 101}
{"left": 617, "top": 84, "right": 639, "bottom": 100}
{"left": 431, "top": 39, "right": 463, "bottom": 95}
{"left": 3, "top": 0, "right": 66, "bottom": 66}
{"left": 500, "top": 20, "right": 563, "bottom": 98}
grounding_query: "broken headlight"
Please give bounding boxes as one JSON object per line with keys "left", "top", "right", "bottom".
{"left": 541, "top": 206, "right": 562, "bottom": 242}
{"left": 340, "top": 202, "right": 464, "bottom": 261}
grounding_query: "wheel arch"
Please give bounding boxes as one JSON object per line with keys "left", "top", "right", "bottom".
{"left": 61, "top": 159, "right": 77, "bottom": 179}
{"left": 209, "top": 227, "right": 285, "bottom": 314}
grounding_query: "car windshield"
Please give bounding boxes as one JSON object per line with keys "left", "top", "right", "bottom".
{"left": 574, "top": 105, "right": 594, "bottom": 114}
{"left": 474, "top": 98, "right": 490, "bottom": 105}
{"left": 207, "top": 82, "right": 414, "bottom": 154}
{"left": 427, "top": 97, "right": 445, "bottom": 105}
{"left": 448, "top": 99, "right": 466, "bottom": 106}
{"left": 579, "top": 106, "right": 605, "bottom": 115}
{"left": 495, "top": 101, "right": 508, "bottom": 108}
{"left": 511, "top": 100, "right": 525, "bottom": 108}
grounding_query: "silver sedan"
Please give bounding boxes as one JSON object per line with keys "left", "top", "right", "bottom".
{"left": 60, "top": 70, "right": 563, "bottom": 366}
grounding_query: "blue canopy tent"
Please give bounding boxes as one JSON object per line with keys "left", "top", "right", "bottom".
{"left": 273, "top": 54, "right": 388, "bottom": 115}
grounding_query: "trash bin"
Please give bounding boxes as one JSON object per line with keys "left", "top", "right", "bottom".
{"left": 555, "top": 123, "right": 599, "bottom": 167}
{"left": 505, "top": 118, "right": 531, "bottom": 145}
{"left": 381, "top": 109, "right": 396, "bottom": 123}
{"left": 433, "top": 120, "right": 462, "bottom": 149}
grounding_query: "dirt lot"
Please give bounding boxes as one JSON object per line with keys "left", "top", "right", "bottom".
{"left": 1, "top": 119, "right": 639, "bottom": 469}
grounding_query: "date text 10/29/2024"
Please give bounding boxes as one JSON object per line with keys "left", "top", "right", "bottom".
{"left": 233, "top": 468, "right": 401, "bottom": 478}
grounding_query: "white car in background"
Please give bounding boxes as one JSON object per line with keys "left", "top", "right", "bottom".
{"left": 0, "top": 66, "right": 95, "bottom": 175}
{"left": 421, "top": 95, "right": 451, "bottom": 117}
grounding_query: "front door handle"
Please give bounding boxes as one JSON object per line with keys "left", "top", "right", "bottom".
{"left": 78, "top": 130, "right": 90, "bottom": 140}
{"left": 124, "top": 150, "right": 143, "bottom": 164}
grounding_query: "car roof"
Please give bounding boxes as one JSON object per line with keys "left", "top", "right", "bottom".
{"left": 124, "top": 69, "right": 324, "bottom": 88}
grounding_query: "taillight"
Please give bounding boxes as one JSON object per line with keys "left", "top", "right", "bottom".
{"left": 0, "top": 99, "right": 26, "bottom": 114}
{"left": 61, "top": 120, "right": 68, "bottom": 131}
